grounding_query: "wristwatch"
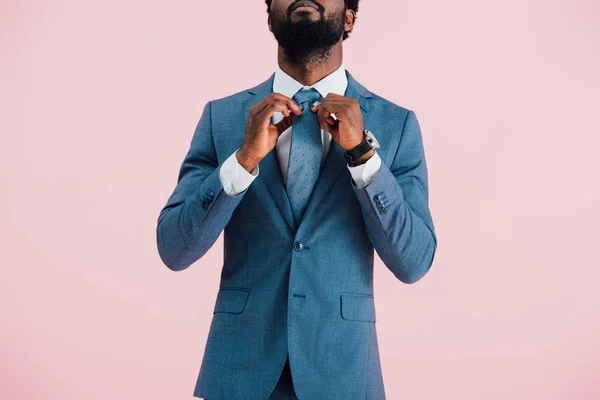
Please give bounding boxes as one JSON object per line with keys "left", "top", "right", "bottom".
{"left": 343, "top": 129, "right": 380, "bottom": 167}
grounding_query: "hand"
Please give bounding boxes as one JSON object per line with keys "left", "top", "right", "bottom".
{"left": 310, "top": 93, "right": 365, "bottom": 151}
{"left": 238, "top": 93, "right": 303, "bottom": 172}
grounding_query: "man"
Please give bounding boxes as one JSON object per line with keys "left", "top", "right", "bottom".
{"left": 156, "top": 0, "right": 438, "bottom": 398}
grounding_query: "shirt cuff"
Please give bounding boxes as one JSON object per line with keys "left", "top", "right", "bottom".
{"left": 347, "top": 150, "right": 382, "bottom": 189}
{"left": 219, "top": 148, "right": 259, "bottom": 196}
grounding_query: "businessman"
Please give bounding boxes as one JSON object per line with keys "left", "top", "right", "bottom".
{"left": 156, "top": 0, "right": 437, "bottom": 398}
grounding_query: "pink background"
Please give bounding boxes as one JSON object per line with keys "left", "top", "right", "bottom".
{"left": 2, "top": 0, "right": 599, "bottom": 399}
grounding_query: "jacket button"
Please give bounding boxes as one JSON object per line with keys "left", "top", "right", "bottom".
{"left": 293, "top": 241, "right": 304, "bottom": 251}
{"left": 373, "top": 194, "right": 381, "bottom": 201}
{"left": 208, "top": 191, "right": 215, "bottom": 199}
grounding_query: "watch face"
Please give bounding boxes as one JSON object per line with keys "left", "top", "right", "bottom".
{"left": 364, "top": 130, "right": 380, "bottom": 149}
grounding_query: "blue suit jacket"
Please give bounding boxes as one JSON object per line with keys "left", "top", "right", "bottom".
{"left": 156, "top": 69, "right": 437, "bottom": 399}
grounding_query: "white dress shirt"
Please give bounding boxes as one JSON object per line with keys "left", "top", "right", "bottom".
{"left": 219, "top": 63, "right": 382, "bottom": 196}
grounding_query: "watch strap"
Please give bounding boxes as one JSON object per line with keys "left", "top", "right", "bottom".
{"left": 344, "top": 136, "right": 373, "bottom": 166}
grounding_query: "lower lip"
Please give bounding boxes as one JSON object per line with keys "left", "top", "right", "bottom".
{"left": 293, "top": 6, "right": 318, "bottom": 12}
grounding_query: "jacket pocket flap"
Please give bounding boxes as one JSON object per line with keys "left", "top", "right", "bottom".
{"left": 213, "top": 287, "right": 250, "bottom": 314}
{"left": 340, "top": 293, "right": 376, "bottom": 322}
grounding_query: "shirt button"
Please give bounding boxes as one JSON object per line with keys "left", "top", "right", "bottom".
{"left": 294, "top": 241, "right": 304, "bottom": 251}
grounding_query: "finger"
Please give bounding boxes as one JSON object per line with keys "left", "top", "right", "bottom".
{"left": 270, "top": 93, "right": 303, "bottom": 115}
{"left": 255, "top": 93, "right": 302, "bottom": 116}
{"left": 273, "top": 114, "right": 294, "bottom": 135}
{"left": 257, "top": 102, "right": 294, "bottom": 130}
{"left": 314, "top": 97, "right": 351, "bottom": 116}
{"left": 313, "top": 108, "right": 332, "bottom": 130}
{"left": 317, "top": 105, "right": 334, "bottom": 124}
{"left": 311, "top": 103, "right": 337, "bottom": 130}
{"left": 320, "top": 119, "right": 335, "bottom": 132}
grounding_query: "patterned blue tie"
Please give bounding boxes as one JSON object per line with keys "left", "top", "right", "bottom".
{"left": 286, "top": 88, "right": 322, "bottom": 224}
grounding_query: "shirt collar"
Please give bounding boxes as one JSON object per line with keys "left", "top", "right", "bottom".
{"left": 273, "top": 63, "right": 348, "bottom": 100}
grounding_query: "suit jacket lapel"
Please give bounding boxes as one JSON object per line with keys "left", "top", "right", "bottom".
{"left": 241, "top": 69, "right": 374, "bottom": 234}
{"left": 243, "top": 72, "right": 298, "bottom": 233}
{"left": 299, "top": 69, "right": 374, "bottom": 227}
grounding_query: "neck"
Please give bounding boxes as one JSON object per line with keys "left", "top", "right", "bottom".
{"left": 277, "top": 42, "right": 343, "bottom": 86}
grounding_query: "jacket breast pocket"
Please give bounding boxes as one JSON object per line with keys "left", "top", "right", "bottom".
{"left": 340, "top": 292, "right": 376, "bottom": 323}
{"left": 213, "top": 287, "right": 250, "bottom": 314}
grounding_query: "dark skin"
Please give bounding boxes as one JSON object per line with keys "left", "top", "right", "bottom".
{"left": 237, "top": 0, "right": 375, "bottom": 173}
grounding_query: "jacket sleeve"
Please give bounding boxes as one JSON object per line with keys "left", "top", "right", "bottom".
{"left": 156, "top": 101, "right": 249, "bottom": 271}
{"left": 351, "top": 110, "right": 437, "bottom": 284}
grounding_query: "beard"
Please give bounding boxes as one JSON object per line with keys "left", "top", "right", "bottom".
{"left": 270, "top": 3, "right": 346, "bottom": 65}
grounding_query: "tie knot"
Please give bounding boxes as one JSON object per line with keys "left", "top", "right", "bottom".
{"left": 293, "top": 88, "right": 321, "bottom": 107}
